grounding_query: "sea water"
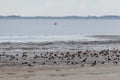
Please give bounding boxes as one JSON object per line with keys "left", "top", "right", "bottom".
{"left": 0, "top": 19, "right": 119, "bottom": 42}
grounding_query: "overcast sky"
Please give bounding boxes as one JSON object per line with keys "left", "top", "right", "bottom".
{"left": 0, "top": 0, "right": 120, "bottom": 16}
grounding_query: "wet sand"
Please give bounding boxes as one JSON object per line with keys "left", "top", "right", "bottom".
{"left": 0, "top": 65, "right": 120, "bottom": 80}
{"left": 0, "top": 36, "right": 120, "bottom": 80}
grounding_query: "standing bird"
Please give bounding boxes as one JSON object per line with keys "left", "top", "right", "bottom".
{"left": 91, "top": 60, "right": 97, "bottom": 66}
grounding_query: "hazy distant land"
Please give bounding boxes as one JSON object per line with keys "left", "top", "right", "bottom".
{"left": 1, "top": 15, "right": 120, "bottom": 19}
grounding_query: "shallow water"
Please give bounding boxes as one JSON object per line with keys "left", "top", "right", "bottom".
{"left": 0, "top": 19, "right": 120, "bottom": 42}
{"left": 0, "top": 35, "right": 108, "bottom": 42}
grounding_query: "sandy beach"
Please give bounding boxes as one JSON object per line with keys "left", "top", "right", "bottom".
{"left": 0, "top": 0, "right": 120, "bottom": 79}
{"left": 0, "top": 36, "right": 120, "bottom": 80}
{"left": 0, "top": 65, "right": 120, "bottom": 80}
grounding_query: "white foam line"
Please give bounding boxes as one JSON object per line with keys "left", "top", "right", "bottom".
{"left": 0, "top": 35, "right": 108, "bottom": 42}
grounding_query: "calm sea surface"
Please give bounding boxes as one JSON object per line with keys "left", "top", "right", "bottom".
{"left": 0, "top": 19, "right": 119, "bottom": 42}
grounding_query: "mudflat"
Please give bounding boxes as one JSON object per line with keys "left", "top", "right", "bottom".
{"left": 0, "top": 36, "right": 120, "bottom": 80}
{"left": 0, "top": 65, "right": 120, "bottom": 80}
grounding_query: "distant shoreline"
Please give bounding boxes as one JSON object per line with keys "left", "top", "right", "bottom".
{"left": 1, "top": 15, "right": 120, "bottom": 19}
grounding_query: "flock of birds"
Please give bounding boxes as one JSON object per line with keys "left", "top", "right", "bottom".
{"left": 0, "top": 49, "right": 120, "bottom": 67}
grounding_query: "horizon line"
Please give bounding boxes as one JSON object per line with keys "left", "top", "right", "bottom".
{"left": 1, "top": 15, "right": 120, "bottom": 19}
{"left": 1, "top": 15, "right": 120, "bottom": 17}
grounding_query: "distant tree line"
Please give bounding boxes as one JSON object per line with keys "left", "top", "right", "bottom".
{"left": 0, "top": 15, "right": 120, "bottom": 19}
